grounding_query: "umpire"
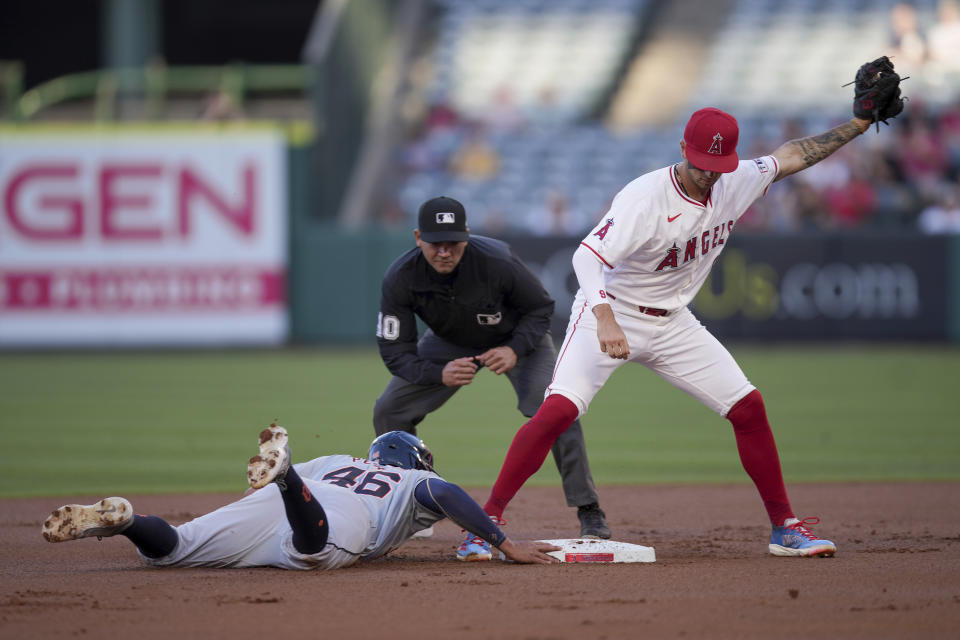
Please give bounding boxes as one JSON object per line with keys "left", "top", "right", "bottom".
{"left": 374, "top": 196, "right": 610, "bottom": 539}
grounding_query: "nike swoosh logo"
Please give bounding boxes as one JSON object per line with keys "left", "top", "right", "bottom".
{"left": 96, "top": 507, "right": 117, "bottom": 514}
{"left": 667, "top": 214, "right": 682, "bottom": 222}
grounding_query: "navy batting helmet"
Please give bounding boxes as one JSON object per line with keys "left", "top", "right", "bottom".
{"left": 368, "top": 431, "right": 435, "bottom": 472}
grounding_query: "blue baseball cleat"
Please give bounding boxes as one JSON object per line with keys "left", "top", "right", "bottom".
{"left": 456, "top": 534, "right": 492, "bottom": 562}
{"left": 769, "top": 516, "right": 837, "bottom": 557}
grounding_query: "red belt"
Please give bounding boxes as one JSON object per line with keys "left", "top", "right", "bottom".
{"left": 607, "top": 293, "right": 669, "bottom": 317}
{"left": 637, "top": 306, "right": 669, "bottom": 317}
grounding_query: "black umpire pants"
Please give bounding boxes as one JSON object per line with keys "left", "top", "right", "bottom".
{"left": 373, "top": 330, "right": 599, "bottom": 508}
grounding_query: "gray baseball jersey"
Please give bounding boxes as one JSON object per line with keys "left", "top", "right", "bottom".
{"left": 144, "top": 455, "right": 443, "bottom": 571}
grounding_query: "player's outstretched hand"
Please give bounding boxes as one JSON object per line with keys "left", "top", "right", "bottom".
{"left": 497, "top": 539, "right": 562, "bottom": 564}
{"left": 476, "top": 346, "right": 518, "bottom": 375}
{"left": 442, "top": 357, "right": 479, "bottom": 387}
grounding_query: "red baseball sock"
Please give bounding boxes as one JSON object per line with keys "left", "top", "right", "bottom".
{"left": 727, "top": 390, "right": 794, "bottom": 526}
{"left": 484, "top": 394, "right": 579, "bottom": 519}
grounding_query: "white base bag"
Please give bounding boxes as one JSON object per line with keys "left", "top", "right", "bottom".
{"left": 537, "top": 538, "right": 656, "bottom": 563}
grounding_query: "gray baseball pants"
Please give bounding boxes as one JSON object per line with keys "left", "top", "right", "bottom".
{"left": 373, "top": 330, "right": 599, "bottom": 508}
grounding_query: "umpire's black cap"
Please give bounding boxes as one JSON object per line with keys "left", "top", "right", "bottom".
{"left": 417, "top": 196, "right": 470, "bottom": 243}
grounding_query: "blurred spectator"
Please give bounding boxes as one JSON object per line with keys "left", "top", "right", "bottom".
{"left": 401, "top": 106, "right": 464, "bottom": 175}
{"left": 917, "top": 184, "right": 960, "bottom": 233}
{"left": 401, "top": 127, "right": 449, "bottom": 174}
{"left": 527, "top": 86, "right": 568, "bottom": 131}
{"left": 822, "top": 158, "right": 878, "bottom": 228}
{"left": 202, "top": 88, "right": 245, "bottom": 121}
{"left": 483, "top": 85, "right": 526, "bottom": 134}
{"left": 742, "top": 183, "right": 805, "bottom": 232}
{"left": 738, "top": 194, "right": 777, "bottom": 231}
{"left": 425, "top": 94, "right": 460, "bottom": 130}
{"left": 869, "top": 154, "right": 920, "bottom": 227}
{"left": 928, "top": 0, "right": 960, "bottom": 69}
{"left": 524, "top": 189, "right": 581, "bottom": 236}
{"left": 737, "top": 135, "right": 783, "bottom": 229}
{"left": 889, "top": 3, "right": 928, "bottom": 70}
{"left": 448, "top": 126, "right": 500, "bottom": 180}
{"left": 739, "top": 138, "right": 781, "bottom": 231}
{"left": 400, "top": 96, "right": 465, "bottom": 175}
{"left": 895, "top": 108, "right": 950, "bottom": 198}
{"left": 482, "top": 207, "right": 509, "bottom": 236}
{"left": 786, "top": 179, "right": 833, "bottom": 231}
{"left": 937, "top": 97, "right": 960, "bottom": 176}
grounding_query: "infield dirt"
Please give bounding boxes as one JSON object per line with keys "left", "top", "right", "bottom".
{"left": 3, "top": 482, "right": 957, "bottom": 639}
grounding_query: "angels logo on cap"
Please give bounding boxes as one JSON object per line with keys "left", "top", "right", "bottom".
{"left": 418, "top": 196, "right": 470, "bottom": 242}
{"left": 707, "top": 133, "right": 723, "bottom": 155}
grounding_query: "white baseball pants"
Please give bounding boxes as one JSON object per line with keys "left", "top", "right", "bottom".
{"left": 547, "top": 292, "right": 755, "bottom": 418}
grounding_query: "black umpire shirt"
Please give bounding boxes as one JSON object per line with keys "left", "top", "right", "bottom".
{"left": 377, "top": 235, "right": 555, "bottom": 386}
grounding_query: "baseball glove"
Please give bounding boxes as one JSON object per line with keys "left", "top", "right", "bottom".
{"left": 851, "top": 56, "right": 905, "bottom": 131}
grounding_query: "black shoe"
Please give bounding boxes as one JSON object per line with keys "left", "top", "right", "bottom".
{"left": 577, "top": 503, "right": 611, "bottom": 539}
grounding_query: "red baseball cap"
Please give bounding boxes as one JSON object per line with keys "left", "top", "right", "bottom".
{"left": 683, "top": 107, "right": 739, "bottom": 173}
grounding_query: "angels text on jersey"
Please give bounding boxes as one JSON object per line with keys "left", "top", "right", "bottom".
{"left": 653, "top": 220, "right": 735, "bottom": 271}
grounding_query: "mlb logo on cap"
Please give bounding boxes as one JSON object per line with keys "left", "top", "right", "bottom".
{"left": 418, "top": 196, "right": 470, "bottom": 242}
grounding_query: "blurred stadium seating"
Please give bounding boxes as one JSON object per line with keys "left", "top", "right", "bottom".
{"left": 390, "top": 0, "right": 960, "bottom": 236}
{"left": 2, "top": 0, "right": 958, "bottom": 235}
{"left": 687, "top": 0, "right": 956, "bottom": 116}
{"left": 431, "top": 0, "right": 648, "bottom": 124}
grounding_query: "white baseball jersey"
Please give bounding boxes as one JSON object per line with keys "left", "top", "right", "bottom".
{"left": 144, "top": 455, "right": 443, "bottom": 571}
{"left": 547, "top": 157, "right": 779, "bottom": 418}
{"left": 580, "top": 157, "right": 779, "bottom": 311}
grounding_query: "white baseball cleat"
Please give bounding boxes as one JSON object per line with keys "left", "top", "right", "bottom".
{"left": 42, "top": 497, "right": 134, "bottom": 543}
{"left": 412, "top": 525, "right": 434, "bottom": 539}
{"left": 247, "top": 423, "right": 291, "bottom": 489}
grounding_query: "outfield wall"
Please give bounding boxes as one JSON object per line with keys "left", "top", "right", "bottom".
{"left": 292, "top": 228, "right": 960, "bottom": 345}
{"left": 2, "top": 125, "right": 958, "bottom": 347}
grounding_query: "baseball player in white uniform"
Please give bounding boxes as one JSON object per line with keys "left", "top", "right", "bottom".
{"left": 465, "top": 104, "right": 901, "bottom": 559}
{"left": 42, "top": 426, "right": 560, "bottom": 569}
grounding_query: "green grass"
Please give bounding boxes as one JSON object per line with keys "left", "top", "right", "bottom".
{"left": 1, "top": 345, "right": 957, "bottom": 497}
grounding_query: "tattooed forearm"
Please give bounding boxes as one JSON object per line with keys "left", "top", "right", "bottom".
{"left": 772, "top": 119, "right": 867, "bottom": 180}
{"left": 790, "top": 121, "right": 863, "bottom": 167}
